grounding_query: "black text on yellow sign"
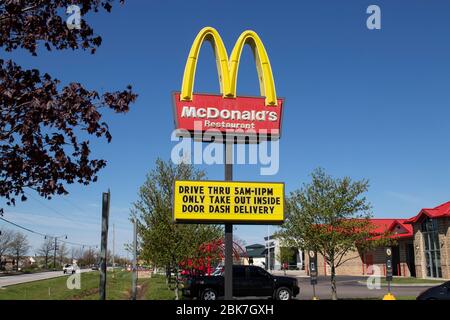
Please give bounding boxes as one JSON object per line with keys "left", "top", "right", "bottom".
{"left": 173, "top": 180, "right": 284, "bottom": 224}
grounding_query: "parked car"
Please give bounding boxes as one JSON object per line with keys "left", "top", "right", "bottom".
{"left": 63, "top": 264, "right": 76, "bottom": 274}
{"left": 91, "top": 264, "right": 99, "bottom": 271}
{"left": 182, "top": 265, "right": 299, "bottom": 300}
{"left": 416, "top": 281, "right": 450, "bottom": 300}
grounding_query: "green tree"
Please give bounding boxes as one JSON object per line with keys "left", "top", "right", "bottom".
{"left": 132, "top": 159, "right": 222, "bottom": 299}
{"left": 0, "top": 1, "right": 137, "bottom": 213}
{"left": 8, "top": 231, "right": 30, "bottom": 270}
{"left": 58, "top": 242, "right": 69, "bottom": 266}
{"left": 36, "top": 238, "right": 55, "bottom": 269}
{"left": 0, "top": 228, "right": 14, "bottom": 270}
{"left": 278, "top": 168, "right": 392, "bottom": 300}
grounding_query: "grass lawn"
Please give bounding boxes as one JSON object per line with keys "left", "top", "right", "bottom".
{"left": 394, "top": 296, "right": 417, "bottom": 300}
{"left": 344, "top": 296, "right": 416, "bottom": 300}
{"left": 380, "top": 277, "right": 445, "bottom": 285}
{"left": 0, "top": 271, "right": 135, "bottom": 300}
{"left": 144, "top": 274, "right": 178, "bottom": 300}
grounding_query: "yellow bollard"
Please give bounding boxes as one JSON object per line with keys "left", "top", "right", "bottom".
{"left": 382, "top": 293, "right": 396, "bottom": 300}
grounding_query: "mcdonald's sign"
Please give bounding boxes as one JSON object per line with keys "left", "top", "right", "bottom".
{"left": 173, "top": 27, "right": 284, "bottom": 141}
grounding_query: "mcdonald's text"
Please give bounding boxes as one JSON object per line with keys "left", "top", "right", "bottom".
{"left": 173, "top": 92, "right": 283, "bottom": 138}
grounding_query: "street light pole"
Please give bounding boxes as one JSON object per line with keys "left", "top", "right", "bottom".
{"left": 52, "top": 235, "right": 67, "bottom": 270}
{"left": 131, "top": 218, "right": 137, "bottom": 300}
{"left": 112, "top": 223, "right": 115, "bottom": 279}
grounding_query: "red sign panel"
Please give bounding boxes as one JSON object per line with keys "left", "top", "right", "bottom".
{"left": 172, "top": 92, "right": 283, "bottom": 141}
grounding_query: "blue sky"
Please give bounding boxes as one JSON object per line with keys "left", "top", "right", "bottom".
{"left": 2, "top": 0, "right": 450, "bottom": 257}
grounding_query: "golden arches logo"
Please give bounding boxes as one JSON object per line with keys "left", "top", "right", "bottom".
{"left": 180, "top": 27, "right": 278, "bottom": 106}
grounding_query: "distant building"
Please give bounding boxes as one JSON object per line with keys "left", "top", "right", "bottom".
{"left": 244, "top": 244, "right": 266, "bottom": 268}
{"left": 0, "top": 255, "right": 35, "bottom": 271}
{"left": 263, "top": 235, "right": 304, "bottom": 271}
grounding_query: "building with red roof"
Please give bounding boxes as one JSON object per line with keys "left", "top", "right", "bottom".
{"left": 304, "top": 201, "right": 450, "bottom": 279}
{"left": 306, "top": 218, "right": 416, "bottom": 278}
{"left": 404, "top": 201, "right": 450, "bottom": 279}
{"left": 405, "top": 201, "right": 450, "bottom": 223}
{"left": 370, "top": 218, "right": 413, "bottom": 239}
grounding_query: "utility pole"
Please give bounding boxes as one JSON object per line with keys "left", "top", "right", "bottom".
{"left": 131, "top": 218, "right": 137, "bottom": 300}
{"left": 224, "top": 141, "right": 233, "bottom": 300}
{"left": 52, "top": 235, "right": 67, "bottom": 270}
{"left": 99, "top": 190, "right": 110, "bottom": 300}
{"left": 53, "top": 237, "right": 58, "bottom": 270}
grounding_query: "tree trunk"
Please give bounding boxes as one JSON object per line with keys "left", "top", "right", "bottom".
{"left": 165, "top": 266, "right": 169, "bottom": 286}
{"left": 174, "top": 276, "right": 179, "bottom": 300}
{"left": 331, "top": 264, "right": 337, "bottom": 300}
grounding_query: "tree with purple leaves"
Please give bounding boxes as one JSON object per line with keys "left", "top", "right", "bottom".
{"left": 0, "top": 1, "right": 138, "bottom": 212}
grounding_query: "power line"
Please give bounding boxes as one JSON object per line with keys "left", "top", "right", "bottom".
{"left": 60, "top": 196, "right": 93, "bottom": 217}
{"left": 0, "top": 216, "right": 47, "bottom": 237}
{"left": 60, "top": 239, "right": 97, "bottom": 249}
{"left": 24, "top": 191, "right": 92, "bottom": 227}
{"left": 0, "top": 215, "right": 96, "bottom": 248}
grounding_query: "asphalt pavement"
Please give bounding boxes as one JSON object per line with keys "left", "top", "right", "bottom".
{"left": 295, "top": 276, "right": 431, "bottom": 300}
{"left": 0, "top": 270, "right": 434, "bottom": 300}
{"left": 0, "top": 269, "right": 93, "bottom": 287}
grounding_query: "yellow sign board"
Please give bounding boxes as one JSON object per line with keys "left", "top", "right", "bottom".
{"left": 173, "top": 180, "right": 284, "bottom": 224}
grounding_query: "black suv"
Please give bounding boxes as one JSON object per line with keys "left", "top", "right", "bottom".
{"left": 182, "top": 265, "right": 299, "bottom": 300}
{"left": 416, "top": 281, "right": 450, "bottom": 300}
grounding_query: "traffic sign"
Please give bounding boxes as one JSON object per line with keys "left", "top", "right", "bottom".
{"left": 385, "top": 247, "right": 393, "bottom": 282}
{"left": 309, "top": 250, "right": 318, "bottom": 285}
{"left": 173, "top": 180, "right": 284, "bottom": 224}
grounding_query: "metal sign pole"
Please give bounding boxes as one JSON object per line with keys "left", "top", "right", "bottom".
{"left": 99, "top": 190, "right": 110, "bottom": 300}
{"left": 224, "top": 141, "right": 233, "bottom": 300}
{"left": 383, "top": 247, "right": 396, "bottom": 300}
{"left": 309, "top": 250, "right": 319, "bottom": 300}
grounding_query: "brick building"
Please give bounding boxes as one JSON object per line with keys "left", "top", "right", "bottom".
{"left": 405, "top": 201, "right": 450, "bottom": 279}
{"left": 304, "top": 201, "right": 450, "bottom": 279}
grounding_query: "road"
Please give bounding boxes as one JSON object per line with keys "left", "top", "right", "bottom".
{"left": 0, "top": 269, "right": 93, "bottom": 287}
{"left": 2, "top": 269, "right": 426, "bottom": 300}
{"left": 218, "top": 274, "right": 433, "bottom": 300}
{"left": 295, "top": 276, "right": 431, "bottom": 300}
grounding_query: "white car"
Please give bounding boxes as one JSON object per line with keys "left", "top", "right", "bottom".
{"left": 63, "top": 264, "right": 77, "bottom": 274}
